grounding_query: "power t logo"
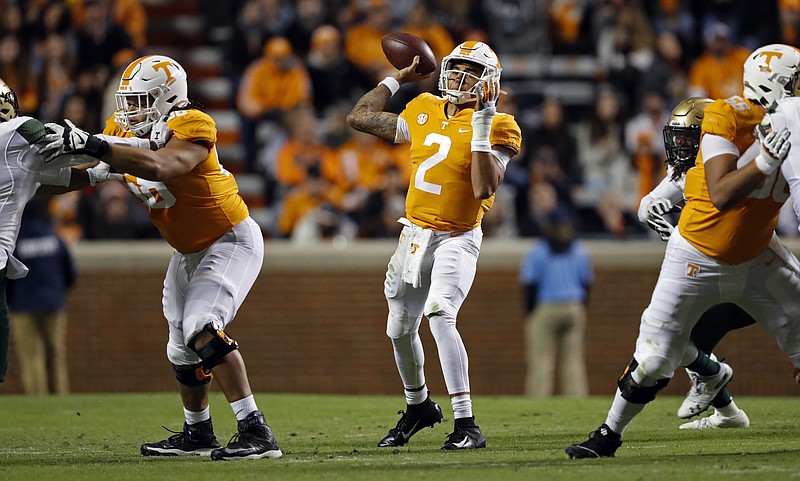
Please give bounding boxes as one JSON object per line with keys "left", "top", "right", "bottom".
{"left": 758, "top": 51, "right": 783, "bottom": 72}
{"left": 686, "top": 263, "right": 700, "bottom": 278}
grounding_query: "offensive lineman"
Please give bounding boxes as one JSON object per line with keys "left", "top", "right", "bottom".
{"left": 42, "top": 56, "right": 281, "bottom": 461}
{"left": 347, "top": 41, "right": 522, "bottom": 450}
{"left": 567, "top": 43, "right": 800, "bottom": 458}
{"left": 639, "top": 97, "right": 752, "bottom": 429}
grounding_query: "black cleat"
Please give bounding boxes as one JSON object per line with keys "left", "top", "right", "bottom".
{"left": 442, "top": 418, "right": 486, "bottom": 450}
{"left": 565, "top": 423, "right": 622, "bottom": 458}
{"left": 140, "top": 418, "right": 221, "bottom": 456}
{"left": 210, "top": 410, "right": 282, "bottom": 461}
{"left": 378, "top": 397, "right": 444, "bottom": 447}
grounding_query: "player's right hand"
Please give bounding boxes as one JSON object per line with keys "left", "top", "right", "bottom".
{"left": 754, "top": 125, "right": 791, "bottom": 175}
{"left": 86, "top": 161, "right": 123, "bottom": 186}
{"left": 394, "top": 56, "right": 431, "bottom": 84}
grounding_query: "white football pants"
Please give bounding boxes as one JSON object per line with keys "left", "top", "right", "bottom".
{"left": 164, "top": 217, "right": 264, "bottom": 366}
{"left": 384, "top": 224, "right": 482, "bottom": 395}
{"left": 633, "top": 228, "right": 800, "bottom": 381}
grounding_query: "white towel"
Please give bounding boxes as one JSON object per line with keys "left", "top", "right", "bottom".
{"left": 399, "top": 218, "right": 432, "bottom": 288}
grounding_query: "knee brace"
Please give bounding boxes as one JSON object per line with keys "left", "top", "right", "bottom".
{"left": 191, "top": 322, "right": 239, "bottom": 374}
{"left": 617, "top": 358, "right": 670, "bottom": 404}
{"left": 172, "top": 362, "right": 213, "bottom": 386}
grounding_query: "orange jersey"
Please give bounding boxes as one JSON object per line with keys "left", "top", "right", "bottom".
{"left": 399, "top": 93, "right": 521, "bottom": 231}
{"left": 678, "top": 96, "right": 788, "bottom": 264}
{"left": 103, "top": 109, "right": 249, "bottom": 253}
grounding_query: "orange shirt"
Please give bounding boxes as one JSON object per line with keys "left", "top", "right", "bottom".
{"left": 678, "top": 96, "right": 785, "bottom": 264}
{"left": 688, "top": 47, "right": 751, "bottom": 100}
{"left": 399, "top": 93, "right": 522, "bottom": 231}
{"left": 237, "top": 59, "right": 312, "bottom": 119}
{"left": 273, "top": 139, "right": 342, "bottom": 189}
{"left": 344, "top": 23, "right": 393, "bottom": 73}
{"left": 104, "top": 109, "right": 249, "bottom": 253}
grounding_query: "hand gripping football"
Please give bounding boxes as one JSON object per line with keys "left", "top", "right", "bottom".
{"left": 381, "top": 32, "right": 437, "bottom": 75}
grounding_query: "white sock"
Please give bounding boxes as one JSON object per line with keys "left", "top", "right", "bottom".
{"left": 716, "top": 398, "right": 740, "bottom": 418}
{"left": 405, "top": 387, "right": 428, "bottom": 406}
{"left": 230, "top": 394, "right": 258, "bottom": 421}
{"left": 184, "top": 406, "right": 210, "bottom": 425}
{"left": 451, "top": 394, "right": 472, "bottom": 420}
{"left": 604, "top": 388, "right": 646, "bottom": 435}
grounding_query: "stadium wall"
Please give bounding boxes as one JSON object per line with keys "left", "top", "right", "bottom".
{"left": 3, "top": 239, "right": 798, "bottom": 396}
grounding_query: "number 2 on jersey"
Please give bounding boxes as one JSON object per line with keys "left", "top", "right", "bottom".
{"left": 415, "top": 133, "right": 451, "bottom": 195}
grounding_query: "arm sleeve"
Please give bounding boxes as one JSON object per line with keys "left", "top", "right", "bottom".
{"left": 96, "top": 134, "right": 150, "bottom": 149}
{"left": 395, "top": 115, "right": 410, "bottom": 144}
{"left": 637, "top": 176, "right": 684, "bottom": 223}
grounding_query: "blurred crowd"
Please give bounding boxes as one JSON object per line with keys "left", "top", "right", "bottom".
{"left": 3, "top": 0, "right": 800, "bottom": 244}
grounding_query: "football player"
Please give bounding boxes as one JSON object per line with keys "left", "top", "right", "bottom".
{"left": 0, "top": 78, "right": 135, "bottom": 388}
{"left": 639, "top": 97, "right": 752, "bottom": 429}
{"left": 347, "top": 41, "right": 522, "bottom": 450}
{"left": 567, "top": 43, "right": 800, "bottom": 458}
{"left": 41, "top": 56, "right": 281, "bottom": 461}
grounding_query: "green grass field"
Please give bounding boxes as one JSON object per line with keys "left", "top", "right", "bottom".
{"left": 1, "top": 392, "right": 798, "bottom": 480}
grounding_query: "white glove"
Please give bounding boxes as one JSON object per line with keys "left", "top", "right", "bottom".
{"left": 754, "top": 126, "right": 791, "bottom": 175}
{"left": 470, "top": 77, "right": 499, "bottom": 152}
{"left": 86, "top": 161, "right": 123, "bottom": 186}
{"left": 150, "top": 116, "right": 172, "bottom": 149}
{"left": 645, "top": 198, "right": 678, "bottom": 241}
{"left": 42, "top": 119, "right": 109, "bottom": 159}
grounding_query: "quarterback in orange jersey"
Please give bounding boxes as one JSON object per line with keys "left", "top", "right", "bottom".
{"left": 568, "top": 44, "right": 800, "bottom": 459}
{"left": 42, "top": 55, "right": 281, "bottom": 461}
{"left": 348, "top": 41, "right": 522, "bottom": 450}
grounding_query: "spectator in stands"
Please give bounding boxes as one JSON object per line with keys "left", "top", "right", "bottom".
{"left": 624, "top": 90, "right": 669, "bottom": 205}
{"left": 344, "top": 0, "right": 394, "bottom": 83}
{"left": 574, "top": 86, "right": 637, "bottom": 234}
{"left": 334, "top": 128, "right": 408, "bottom": 225}
{"left": 637, "top": 30, "right": 688, "bottom": 106}
{"left": 32, "top": 33, "right": 75, "bottom": 124}
{"left": 285, "top": 0, "right": 331, "bottom": 58}
{"left": 359, "top": 164, "right": 408, "bottom": 238}
{"left": 306, "top": 24, "right": 371, "bottom": 116}
{"left": 277, "top": 165, "right": 354, "bottom": 243}
{"left": 686, "top": 21, "right": 750, "bottom": 100}
{"left": 403, "top": 2, "right": 456, "bottom": 62}
{"left": 519, "top": 207, "right": 592, "bottom": 398}
{"left": 73, "top": 0, "right": 134, "bottom": 91}
{"left": 237, "top": 36, "right": 312, "bottom": 172}
{"left": 548, "top": 0, "right": 596, "bottom": 55}
{"left": 593, "top": 0, "right": 654, "bottom": 108}
{"left": 82, "top": 181, "right": 157, "bottom": 240}
{"left": 780, "top": 0, "right": 800, "bottom": 45}
{"left": 480, "top": 0, "right": 549, "bottom": 54}
{"left": 271, "top": 106, "right": 342, "bottom": 209}
{"left": 0, "top": 35, "right": 38, "bottom": 115}
{"left": 8, "top": 198, "right": 76, "bottom": 395}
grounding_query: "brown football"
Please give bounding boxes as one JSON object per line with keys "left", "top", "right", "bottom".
{"left": 381, "top": 32, "right": 437, "bottom": 75}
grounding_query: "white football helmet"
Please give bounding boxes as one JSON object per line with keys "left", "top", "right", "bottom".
{"left": 438, "top": 41, "right": 501, "bottom": 105}
{"left": 115, "top": 55, "right": 189, "bottom": 136}
{"left": 743, "top": 44, "right": 800, "bottom": 108}
{"left": 0, "top": 77, "right": 19, "bottom": 122}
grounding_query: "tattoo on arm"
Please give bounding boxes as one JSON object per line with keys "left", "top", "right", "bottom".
{"left": 347, "top": 85, "right": 399, "bottom": 142}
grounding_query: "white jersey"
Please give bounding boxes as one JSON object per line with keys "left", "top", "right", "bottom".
{"left": 770, "top": 97, "right": 800, "bottom": 234}
{"left": 0, "top": 117, "right": 87, "bottom": 278}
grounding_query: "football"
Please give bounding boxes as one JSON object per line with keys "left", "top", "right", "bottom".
{"left": 381, "top": 32, "right": 437, "bottom": 75}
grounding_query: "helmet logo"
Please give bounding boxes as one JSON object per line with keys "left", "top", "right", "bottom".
{"left": 758, "top": 51, "right": 783, "bottom": 72}
{"left": 153, "top": 61, "right": 176, "bottom": 84}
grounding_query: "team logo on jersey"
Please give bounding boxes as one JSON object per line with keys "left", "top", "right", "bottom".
{"left": 686, "top": 263, "right": 700, "bottom": 278}
{"left": 417, "top": 113, "right": 428, "bottom": 125}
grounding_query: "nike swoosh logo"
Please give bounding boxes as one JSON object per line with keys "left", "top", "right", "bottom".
{"left": 458, "top": 128, "right": 471, "bottom": 133}
{"left": 401, "top": 421, "right": 420, "bottom": 439}
{"left": 452, "top": 437, "right": 473, "bottom": 449}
